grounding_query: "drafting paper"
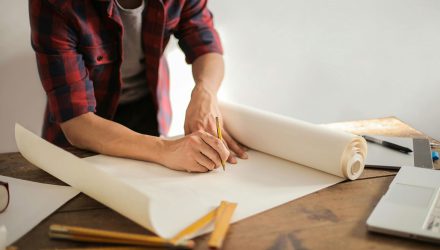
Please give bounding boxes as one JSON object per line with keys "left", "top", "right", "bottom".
{"left": 84, "top": 151, "right": 342, "bottom": 238}
{"left": 0, "top": 175, "right": 79, "bottom": 245}
{"left": 15, "top": 102, "right": 367, "bottom": 239}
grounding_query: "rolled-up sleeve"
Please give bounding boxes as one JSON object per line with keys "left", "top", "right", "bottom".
{"left": 174, "top": 0, "right": 223, "bottom": 64}
{"left": 29, "top": 0, "right": 96, "bottom": 123}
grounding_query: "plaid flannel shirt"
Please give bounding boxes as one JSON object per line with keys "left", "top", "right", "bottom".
{"left": 29, "top": 0, "right": 223, "bottom": 146}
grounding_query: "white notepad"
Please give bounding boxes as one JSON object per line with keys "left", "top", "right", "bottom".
{"left": 365, "top": 135, "right": 432, "bottom": 169}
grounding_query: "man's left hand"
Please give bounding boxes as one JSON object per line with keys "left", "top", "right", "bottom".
{"left": 184, "top": 85, "right": 248, "bottom": 164}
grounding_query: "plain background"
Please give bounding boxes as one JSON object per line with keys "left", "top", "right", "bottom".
{"left": 1, "top": 0, "right": 439, "bottom": 153}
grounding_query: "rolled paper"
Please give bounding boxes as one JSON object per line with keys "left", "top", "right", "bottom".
{"left": 220, "top": 102, "right": 367, "bottom": 180}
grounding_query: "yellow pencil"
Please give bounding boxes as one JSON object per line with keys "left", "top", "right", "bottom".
{"left": 215, "top": 116, "right": 226, "bottom": 170}
{"left": 48, "top": 224, "right": 194, "bottom": 249}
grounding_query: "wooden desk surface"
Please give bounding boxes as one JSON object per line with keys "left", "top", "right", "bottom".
{"left": 1, "top": 117, "right": 439, "bottom": 250}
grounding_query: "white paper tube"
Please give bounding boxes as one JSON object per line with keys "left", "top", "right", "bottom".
{"left": 220, "top": 102, "right": 367, "bottom": 180}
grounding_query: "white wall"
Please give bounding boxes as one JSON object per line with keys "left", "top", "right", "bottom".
{"left": 216, "top": 0, "right": 440, "bottom": 136}
{"left": 170, "top": 0, "right": 440, "bottom": 139}
{"left": 1, "top": 0, "right": 439, "bottom": 153}
{"left": 0, "top": 1, "right": 46, "bottom": 153}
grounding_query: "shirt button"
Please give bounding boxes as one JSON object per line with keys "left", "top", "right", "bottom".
{"left": 97, "top": 55, "right": 103, "bottom": 61}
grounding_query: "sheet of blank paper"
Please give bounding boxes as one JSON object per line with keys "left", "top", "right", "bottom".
{"left": 0, "top": 175, "right": 79, "bottom": 245}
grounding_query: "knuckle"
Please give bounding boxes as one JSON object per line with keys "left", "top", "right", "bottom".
{"left": 189, "top": 135, "right": 199, "bottom": 144}
{"left": 215, "top": 157, "right": 222, "bottom": 166}
{"left": 224, "top": 150, "right": 231, "bottom": 160}
{"left": 228, "top": 139, "right": 237, "bottom": 147}
{"left": 232, "top": 143, "right": 241, "bottom": 151}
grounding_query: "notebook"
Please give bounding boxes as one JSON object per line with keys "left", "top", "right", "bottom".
{"left": 364, "top": 135, "right": 433, "bottom": 169}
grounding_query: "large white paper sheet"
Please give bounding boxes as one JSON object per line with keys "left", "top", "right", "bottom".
{"left": 0, "top": 175, "right": 79, "bottom": 245}
{"left": 15, "top": 102, "right": 367, "bottom": 239}
{"left": 84, "top": 150, "right": 342, "bottom": 238}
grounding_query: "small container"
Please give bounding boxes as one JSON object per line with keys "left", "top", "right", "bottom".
{"left": 432, "top": 151, "right": 439, "bottom": 161}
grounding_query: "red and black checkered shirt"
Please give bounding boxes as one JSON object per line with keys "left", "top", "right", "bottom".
{"left": 29, "top": 0, "right": 223, "bottom": 146}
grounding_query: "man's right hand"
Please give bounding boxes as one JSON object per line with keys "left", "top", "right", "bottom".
{"left": 160, "top": 130, "right": 230, "bottom": 172}
{"left": 61, "top": 113, "right": 229, "bottom": 173}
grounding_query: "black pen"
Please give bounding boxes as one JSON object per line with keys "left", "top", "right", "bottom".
{"left": 362, "top": 135, "right": 413, "bottom": 154}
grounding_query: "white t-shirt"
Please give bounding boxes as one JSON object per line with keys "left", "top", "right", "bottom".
{"left": 115, "top": 0, "right": 149, "bottom": 105}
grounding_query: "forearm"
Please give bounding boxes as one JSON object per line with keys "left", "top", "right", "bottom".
{"left": 186, "top": 52, "right": 247, "bottom": 162}
{"left": 191, "top": 53, "right": 224, "bottom": 96}
{"left": 60, "top": 112, "right": 164, "bottom": 163}
{"left": 60, "top": 112, "right": 229, "bottom": 173}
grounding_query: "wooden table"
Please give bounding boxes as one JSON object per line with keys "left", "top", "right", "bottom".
{"left": 1, "top": 117, "right": 439, "bottom": 250}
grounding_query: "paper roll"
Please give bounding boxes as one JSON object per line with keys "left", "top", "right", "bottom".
{"left": 220, "top": 102, "right": 367, "bottom": 180}
{"left": 0, "top": 225, "right": 6, "bottom": 250}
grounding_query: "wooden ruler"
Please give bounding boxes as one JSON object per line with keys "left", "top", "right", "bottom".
{"left": 170, "top": 201, "right": 237, "bottom": 249}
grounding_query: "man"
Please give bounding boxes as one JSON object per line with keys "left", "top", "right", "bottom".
{"left": 29, "top": 0, "right": 247, "bottom": 172}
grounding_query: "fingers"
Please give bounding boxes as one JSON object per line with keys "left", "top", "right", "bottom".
{"left": 198, "top": 130, "right": 230, "bottom": 166}
{"left": 181, "top": 131, "right": 229, "bottom": 173}
{"left": 189, "top": 161, "right": 212, "bottom": 173}
{"left": 222, "top": 130, "right": 248, "bottom": 164}
{"left": 181, "top": 115, "right": 249, "bottom": 172}
{"left": 195, "top": 152, "right": 216, "bottom": 171}
{"left": 198, "top": 116, "right": 246, "bottom": 165}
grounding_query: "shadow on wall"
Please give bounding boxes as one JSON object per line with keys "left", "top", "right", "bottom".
{"left": 0, "top": 52, "right": 46, "bottom": 153}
